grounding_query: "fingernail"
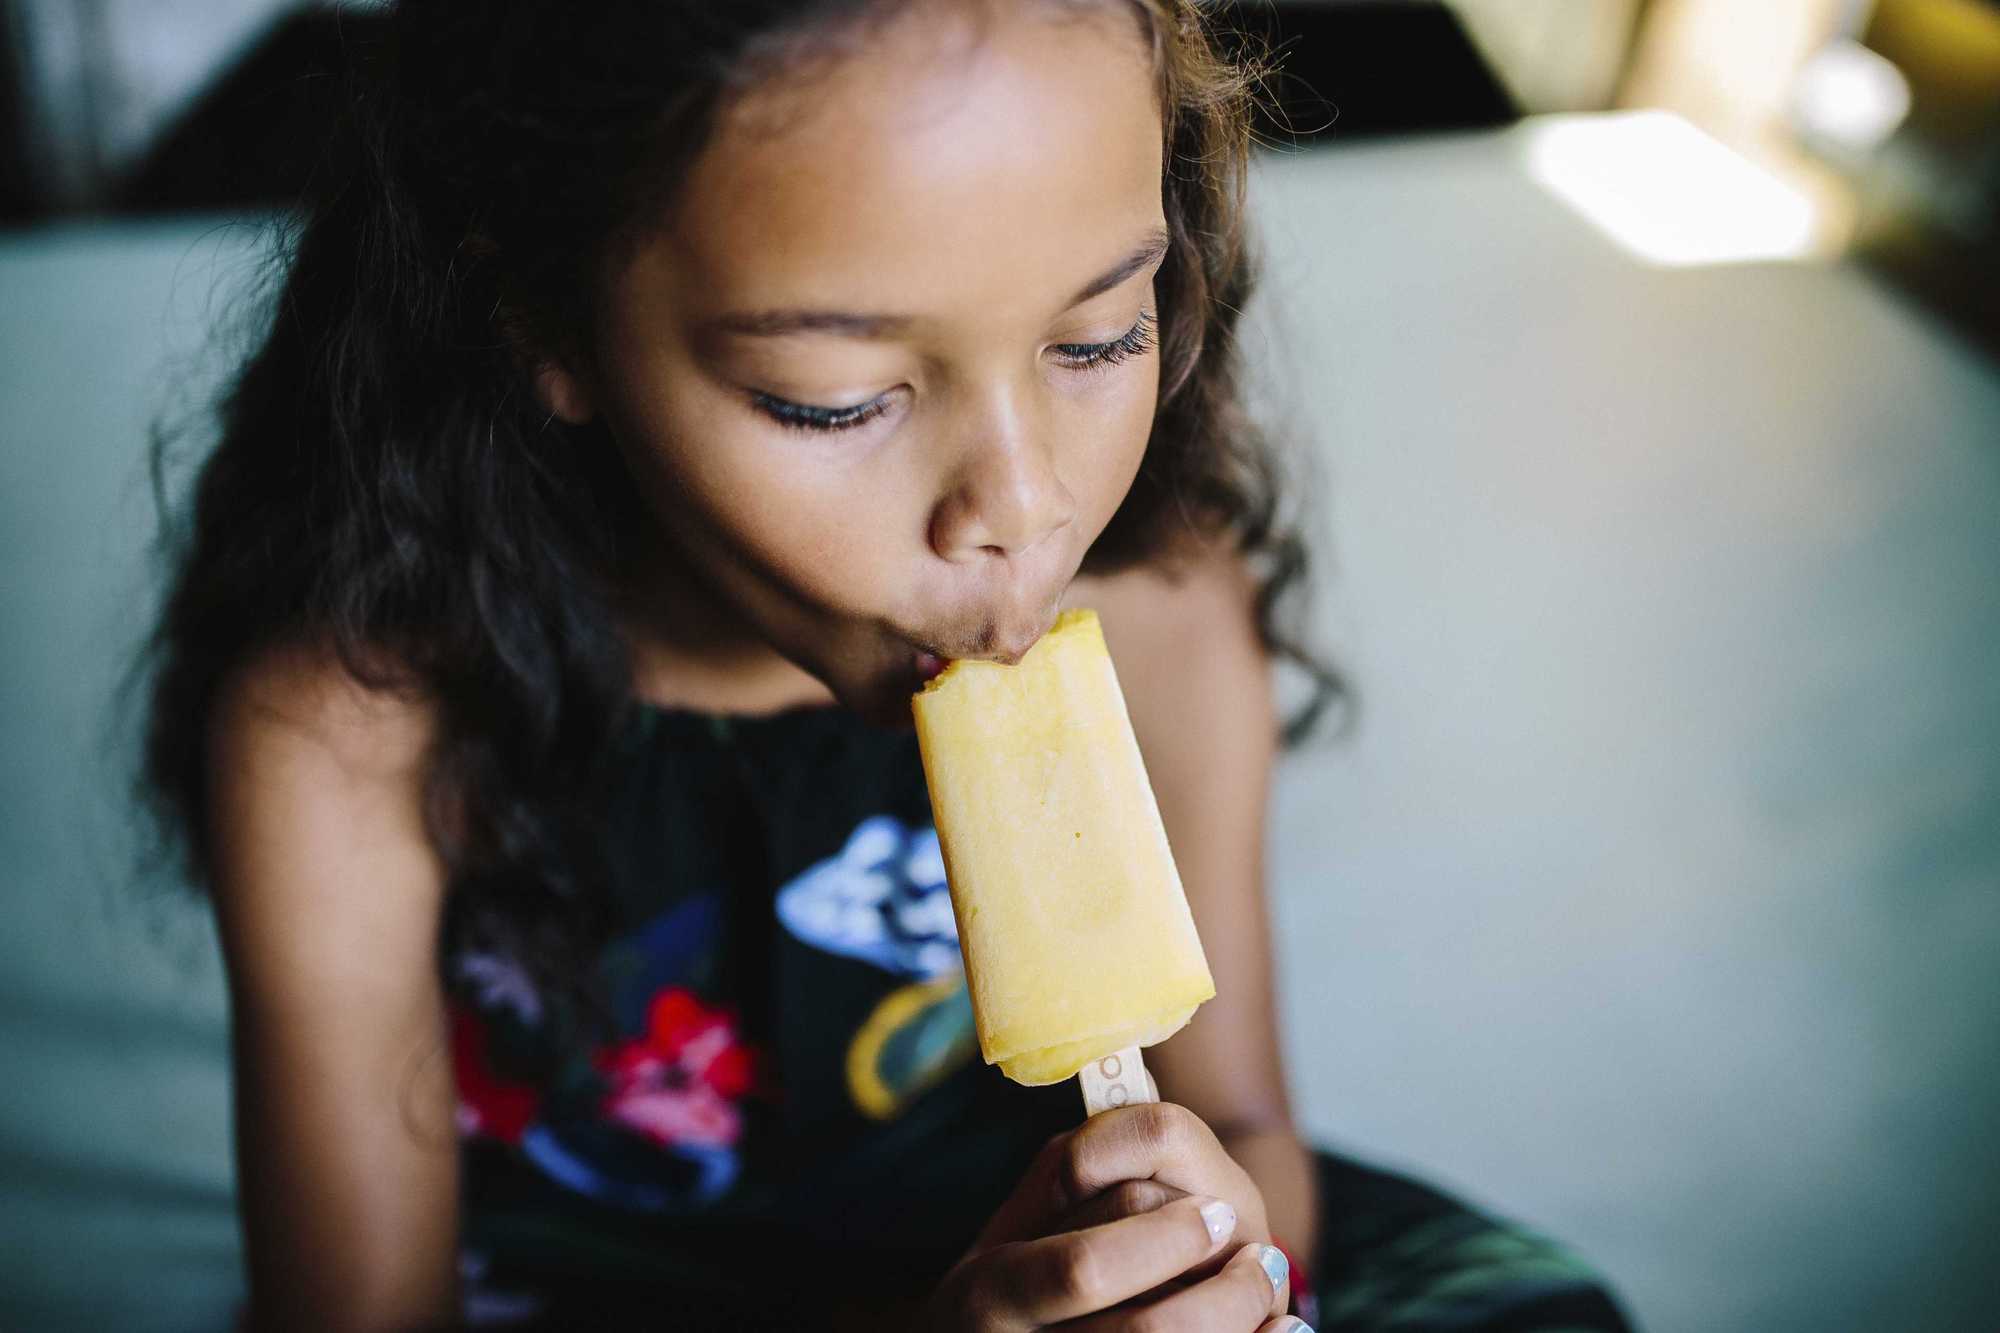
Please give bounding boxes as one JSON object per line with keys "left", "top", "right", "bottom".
{"left": 1279, "top": 1321, "right": 1316, "bottom": 1333}
{"left": 1198, "top": 1198, "right": 1237, "bottom": 1243}
{"left": 1257, "top": 1243, "right": 1289, "bottom": 1296}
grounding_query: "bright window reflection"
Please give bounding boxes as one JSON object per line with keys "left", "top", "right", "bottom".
{"left": 1524, "top": 110, "right": 1821, "bottom": 267}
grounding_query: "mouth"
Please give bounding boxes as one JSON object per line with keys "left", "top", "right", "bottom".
{"left": 912, "top": 605, "right": 1062, "bottom": 669}
{"left": 874, "top": 643, "right": 951, "bottom": 712}
{"left": 863, "top": 610, "right": 1059, "bottom": 728}
{"left": 891, "top": 600, "right": 1065, "bottom": 700}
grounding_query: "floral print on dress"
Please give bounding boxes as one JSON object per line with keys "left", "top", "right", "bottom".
{"left": 450, "top": 814, "right": 979, "bottom": 1213}
{"left": 775, "top": 814, "right": 962, "bottom": 980}
{"left": 776, "top": 814, "right": 979, "bottom": 1118}
{"left": 457, "top": 949, "right": 544, "bottom": 1026}
{"left": 595, "top": 987, "right": 759, "bottom": 1152}
{"left": 449, "top": 894, "right": 767, "bottom": 1213}
{"left": 451, "top": 1005, "right": 543, "bottom": 1144}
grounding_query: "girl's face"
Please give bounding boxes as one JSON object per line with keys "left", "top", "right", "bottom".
{"left": 563, "top": 2, "right": 1166, "bottom": 722}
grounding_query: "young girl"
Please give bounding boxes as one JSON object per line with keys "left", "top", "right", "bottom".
{"left": 142, "top": 1, "right": 1633, "bottom": 1329}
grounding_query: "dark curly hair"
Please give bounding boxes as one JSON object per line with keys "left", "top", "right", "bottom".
{"left": 142, "top": 0, "right": 1347, "bottom": 1033}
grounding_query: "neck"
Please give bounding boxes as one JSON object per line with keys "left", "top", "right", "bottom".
{"left": 615, "top": 539, "right": 834, "bottom": 717}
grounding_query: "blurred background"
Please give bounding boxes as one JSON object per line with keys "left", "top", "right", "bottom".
{"left": 2, "top": 1, "right": 1997, "bottom": 1329}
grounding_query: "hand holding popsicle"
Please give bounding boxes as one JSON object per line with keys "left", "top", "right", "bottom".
{"left": 913, "top": 612, "right": 1297, "bottom": 1327}
{"left": 921, "top": 1103, "right": 1290, "bottom": 1330}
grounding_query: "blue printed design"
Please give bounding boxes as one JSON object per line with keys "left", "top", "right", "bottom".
{"left": 776, "top": 814, "right": 962, "bottom": 980}
{"left": 519, "top": 1123, "right": 739, "bottom": 1212}
{"left": 598, "top": 894, "right": 722, "bottom": 1032}
{"left": 777, "top": 814, "right": 980, "bottom": 1118}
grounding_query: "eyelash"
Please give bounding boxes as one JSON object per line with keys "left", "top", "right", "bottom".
{"left": 751, "top": 309, "right": 1159, "bottom": 434}
{"left": 1054, "top": 307, "right": 1158, "bottom": 372}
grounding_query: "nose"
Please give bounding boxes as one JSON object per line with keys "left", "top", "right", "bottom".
{"left": 928, "top": 396, "right": 1077, "bottom": 564}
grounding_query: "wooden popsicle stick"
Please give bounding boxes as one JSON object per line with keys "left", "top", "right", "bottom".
{"left": 1078, "top": 1045, "right": 1157, "bottom": 1116}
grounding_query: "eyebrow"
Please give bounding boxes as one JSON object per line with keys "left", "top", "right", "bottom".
{"left": 701, "top": 227, "right": 1172, "bottom": 341}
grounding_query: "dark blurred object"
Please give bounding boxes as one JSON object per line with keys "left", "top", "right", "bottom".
{"left": 1215, "top": 1, "right": 1517, "bottom": 144}
{"left": 1844, "top": 0, "right": 2000, "bottom": 355}
{"left": 1, "top": 0, "right": 1516, "bottom": 222}
{"left": 0, "top": 0, "right": 322, "bottom": 224}
{"left": 0, "top": 3, "right": 33, "bottom": 223}
{"left": 122, "top": 0, "right": 1517, "bottom": 209}
{"left": 114, "top": 4, "right": 357, "bottom": 213}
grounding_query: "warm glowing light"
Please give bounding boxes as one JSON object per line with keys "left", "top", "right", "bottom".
{"left": 1524, "top": 111, "right": 1821, "bottom": 267}
{"left": 1791, "top": 39, "right": 1912, "bottom": 152}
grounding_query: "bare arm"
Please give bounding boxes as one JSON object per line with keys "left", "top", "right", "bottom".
{"left": 1082, "top": 547, "right": 1320, "bottom": 1261}
{"left": 206, "top": 648, "right": 460, "bottom": 1331}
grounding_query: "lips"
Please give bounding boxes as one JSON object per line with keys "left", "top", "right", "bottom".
{"left": 900, "top": 602, "right": 1062, "bottom": 691}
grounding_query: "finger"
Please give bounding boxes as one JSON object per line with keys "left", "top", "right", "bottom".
{"left": 974, "top": 1113, "right": 1203, "bottom": 1253}
{"left": 984, "top": 1194, "right": 1239, "bottom": 1324}
{"left": 1256, "top": 1319, "right": 1315, "bottom": 1333}
{"left": 1054, "top": 1241, "right": 1293, "bottom": 1332}
{"left": 1053, "top": 1103, "right": 1232, "bottom": 1211}
{"left": 1182, "top": 1226, "right": 1293, "bottom": 1296}
{"left": 971, "top": 1132, "right": 1087, "bottom": 1249}
{"left": 1056, "top": 1178, "right": 1187, "bottom": 1233}
{"left": 1055, "top": 1181, "right": 1205, "bottom": 1301}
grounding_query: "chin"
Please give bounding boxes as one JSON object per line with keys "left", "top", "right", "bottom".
{"left": 849, "top": 684, "right": 920, "bottom": 730}
{"left": 817, "top": 659, "right": 923, "bottom": 730}
{"left": 859, "top": 700, "right": 919, "bottom": 731}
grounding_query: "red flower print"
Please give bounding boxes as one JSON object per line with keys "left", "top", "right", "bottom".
{"left": 594, "top": 987, "right": 763, "bottom": 1150}
{"left": 450, "top": 1006, "right": 542, "bottom": 1144}
{"left": 704, "top": 1042, "right": 755, "bottom": 1100}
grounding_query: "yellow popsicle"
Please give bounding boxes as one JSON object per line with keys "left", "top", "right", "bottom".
{"left": 912, "top": 608, "right": 1214, "bottom": 1086}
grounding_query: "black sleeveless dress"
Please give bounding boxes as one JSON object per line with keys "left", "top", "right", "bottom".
{"left": 446, "top": 701, "right": 1076, "bottom": 1325}
{"left": 444, "top": 702, "right": 1635, "bottom": 1331}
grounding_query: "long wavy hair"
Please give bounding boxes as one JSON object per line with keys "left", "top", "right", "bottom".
{"left": 142, "top": 0, "right": 1347, "bottom": 1029}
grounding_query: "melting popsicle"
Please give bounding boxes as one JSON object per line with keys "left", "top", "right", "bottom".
{"left": 912, "top": 608, "right": 1214, "bottom": 1109}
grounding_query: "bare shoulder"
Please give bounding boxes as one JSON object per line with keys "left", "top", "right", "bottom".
{"left": 210, "top": 639, "right": 436, "bottom": 785}
{"left": 1071, "top": 535, "right": 1270, "bottom": 728}
{"left": 205, "top": 640, "right": 446, "bottom": 981}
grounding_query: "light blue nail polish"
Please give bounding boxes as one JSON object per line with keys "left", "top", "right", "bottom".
{"left": 1258, "top": 1243, "right": 1289, "bottom": 1295}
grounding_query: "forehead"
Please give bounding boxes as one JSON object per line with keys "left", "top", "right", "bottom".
{"left": 636, "top": 2, "right": 1165, "bottom": 326}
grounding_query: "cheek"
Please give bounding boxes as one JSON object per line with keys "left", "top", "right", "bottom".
{"left": 752, "top": 460, "right": 925, "bottom": 609}
{"left": 1063, "top": 360, "right": 1161, "bottom": 534}
{"left": 618, "top": 385, "right": 924, "bottom": 611}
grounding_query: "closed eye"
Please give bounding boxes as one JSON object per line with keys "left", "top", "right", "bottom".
{"left": 749, "top": 391, "right": 894, "bottom": 433}
{"left": 1052, "top": 308, "right": 1157, "bottom": 372}
{"left": 749, "top": 309, "right": 1159, "bottom": 434}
